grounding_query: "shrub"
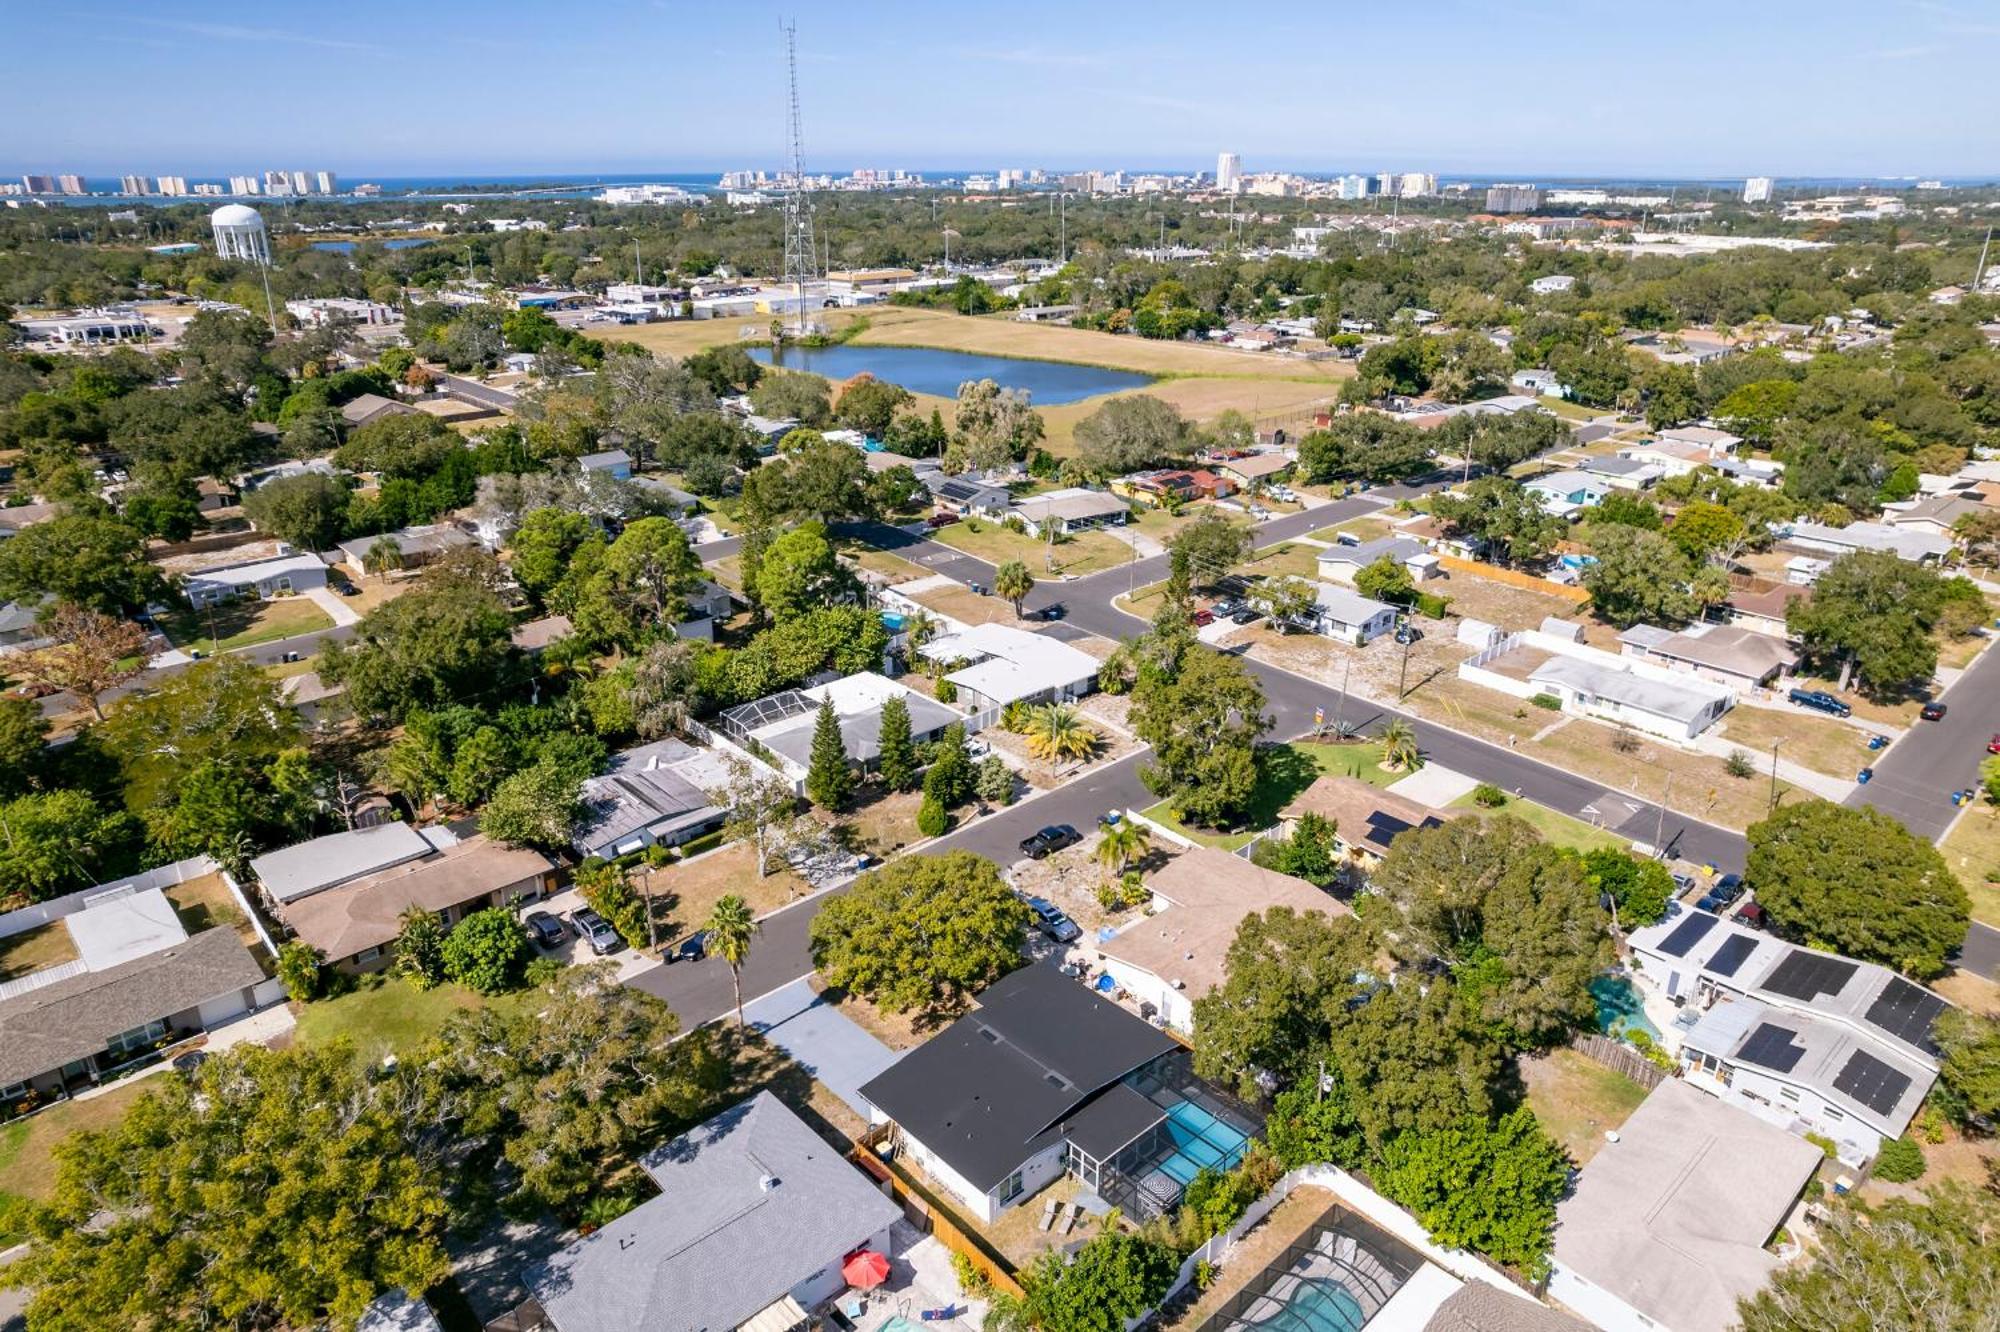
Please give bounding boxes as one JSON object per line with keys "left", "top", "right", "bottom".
{"left": 950, "top": 1250, "right": 992, "bottom": 1298}
{"left": 394, "top": 907, "right": 446, "bottom": 990}
{"left": 441, "top": 907, "right": 530, "bottom": 995}
{"left": 935, "top": 678, "right": 957, "bottom": 705}
{"left": 275, "top": 940, "right": 322, "bottom": 1003}
{"left": 578, "top": 862, "right": 650, "bottom": 949}
{"left": 916, "top": 794, "right": 949, "bottom": 838}
{"left": 1471, "top": 782, "right": 1508, "bottom": 808}
{"left": 1804, "top": 1131, "right": 1839, "bottom": 1160}
{"left": 1001, "top": 700, "right": 1033, "bottom": 733}
{"left": 1873, "top": 1136, "right": 1927, "bottom": 1182}
{"left": 1724, "top": 749, "right": 1755, "bottom": 779}
{"left": 976, "top": 754, "right": 1016, "bottom": 806}
{"left": 1530, "top": 693, "right": 1562, "bottom": 710}
{"left": 524, "top": 956, "right": 567, "bottom": 987}
{"left": 1611, "top": 725, "right": 1640, "bottom": 754}
{"left": 1413, "top": 591, "right": 1451, "bottom": 619}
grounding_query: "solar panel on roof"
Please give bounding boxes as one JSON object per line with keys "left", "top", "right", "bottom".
{"left": 1708, "top": 934, "right": 1759, "bottom": 978}
{"left": 1863, "top": 977, "right": 1947, "bottom": 1054}
{"left": 1656, "top": 911, "right": 1719, "bottom": 958}
{"left": 1738, "top": 1022, "right": 1808, "bottom": 1074}
{"left": 1761, "top": 950, "right": 1858, "bottom": 1002}
{"left": 1832, "top": 1050, "right": 1914, "bottom": 1118}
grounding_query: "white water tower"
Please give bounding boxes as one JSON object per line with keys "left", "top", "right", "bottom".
{"left": 210, "top": 203, "right": 270, "bottom": 265}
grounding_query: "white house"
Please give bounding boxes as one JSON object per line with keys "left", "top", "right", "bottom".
{"left": 1313, "top": 583, "right": 1399, "bottom": 643}
{"left": 1511, "top": 368, "right": 1570, "bottom": 398}
{"left": 1316, "top": 536, "right": 1439, "bottom": 586}
{"left": 1529, "top": 275, "right": 1576, "bottom": 295}
{"left": 179, "top": 549, "right": 329, "bottom": 609}
{"left": 1524, "top": 469, "right": 1614, "bottom": 518}
{"left": 917, "top": 622, "right": 1098, "bottom": 712}
{"left": 1009, "top": 487, "right": 1130, "bottom": 538}
{"left": 1527, "top": 654, "right": 1734, "bottom": 741}
{"left": 719, "top": 672, "right": 963, "bottom": 791}
{"left": 1782, "top": 520, "right": 1954, "bottom": 566}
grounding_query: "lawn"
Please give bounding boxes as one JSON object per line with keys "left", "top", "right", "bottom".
{"left": 0, "top": 1082, "right": 155, "bottom": 1246}
{"left": 1940, "top": 804, "right": 2000, "bottom": 927}
{"left": 0, "top": 921, "right": 79, "bottom": 982}
{"left": 839, "top": 541, "right": 930, "bottom": 585}
{"left": 648, "top": 842, "right": 812, "bottom": 948}
{"left": 841, "top": 787, "right": 927, "bottom": 857}
{"left": 929, "top": 516, "right": 1136, "bottom": 578}
{"left": 163, "top": 596, "right": 333, "bottom": 654}
{"left": 1143, "top": 739, "right": 1403, "bottom": 849}
{"left": 1227, "top": 540, "right": 1323, "bottom": 585}
{"left": 292, "top": 974, "right": 530, "bottom": 1064}
{"left": 1521, "top": 1048, "right": 1651, "bottom": 1165}
{"left": 1715, "top": 702, "right": 1871, "bottom": 782}
{"left": 1306, "top": 516, "right": 1394, "bottom": 545}
{"left": 1447, "top": 791, "right": 1633, "bottom": 854}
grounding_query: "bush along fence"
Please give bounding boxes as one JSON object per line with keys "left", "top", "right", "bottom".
{"left": 1569, "top": 1033, "right": 1670, "bottom": 1090}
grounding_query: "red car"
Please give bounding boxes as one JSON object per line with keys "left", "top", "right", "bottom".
{"left": 925, "top": 511, "right": 959, "bottom": 528}
{"left": 1190, "top": 608, "right": 1215, "bottom": 627}
{"left": 1988, "top": 733, "right": 2000, "bottom": 754}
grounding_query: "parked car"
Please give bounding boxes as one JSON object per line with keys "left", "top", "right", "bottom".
{"left": 1025, "top": 896, "right": 1081, "bottom": 944}
{"left": 1988, "top": 733, "right": 2000, "bottom": 755}
{"left": 1394, "top": 623, "right": 1423, "bottom": 645}
{"left": 523, "top": 910, "right": 566, "bottom": 949}
{"left": 1190, "top": 608, "right": 1215, "bottom": 627}
{"left": 1036, "top": 603, "right": 1066, "bottom": 621}
{"left": 1211, "top": 598, "right": 1245, "bottom": 618}
{"left": 671, "top": 931, "right": 707, "bottom": 964}
{"left": 1696, "top": 874, "right": 1744, "bottom": 914}
{"left": 1921, "top": 701, "right": 1948, "bottom": 721}
{"left": 1230, "top": 607, "right": 1260, "bottom": 625}
{"left": 926, "top": 511, "right": 958, "bottom": 528}
{"left": 570, "top": 907, "right": 622, "bottom": 955}
{"left": 1736, "top": 902, "right": 1768, "bottom": 930}
{"left": 1788, "top": 688, "right": 1851, "bottom": 718}
{"left": 1019, "top": 824, "right": 1082, "bottom": 859}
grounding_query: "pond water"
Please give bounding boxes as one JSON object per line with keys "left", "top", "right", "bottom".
{"left": 310, "top": 237, "right": 435, "bottom": 253}
{"left": 750, "top": 343, "right": 1152, "bottom": 405}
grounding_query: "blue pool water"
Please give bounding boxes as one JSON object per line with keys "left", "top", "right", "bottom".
{"left": 1251, "top": 1278, "right": 1366, "bottom": 1332}
{"left": 1155, "top": 1100, "right": 1251, "bottom": 1185}
{"left": 880, "top": 611, "right": 907, "bottom": 631}
{"left": 750, "top": 343, "right": 1153, "bottom": 405}
{"left": 1591, "top": 975, "right": 1661, "bottom": 1042}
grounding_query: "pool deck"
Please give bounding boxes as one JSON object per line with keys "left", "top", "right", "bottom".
{"left": 845, "top": 1223, "right": 987, "bottom": 1332}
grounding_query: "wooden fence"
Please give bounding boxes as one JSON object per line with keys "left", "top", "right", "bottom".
{"left": 1437, "top": 555, "right": 1593, "bottom": 605}
{"left": 850, "top": 1127, "right": 1027, "bottom": 1298}
{"left": 1570, "top": 1034, "right": 1670, "bottom": 1089}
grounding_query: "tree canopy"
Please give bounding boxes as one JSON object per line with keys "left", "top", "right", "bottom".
{"left": 808, "top": 852, "right": 1031, "bottom": 1016}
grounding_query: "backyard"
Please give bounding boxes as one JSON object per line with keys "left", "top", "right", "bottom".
{"left": 1157, "top": 1187, "right": 1339, "bottom": 1332}
{"left": 161, "top": 595, "right": 333, "bottom": 654}
{"left": 1520, "top": 1048, "right": 1651, "bottom": 1165}
{"left": 0, "top": 922, "right": 79, "bottom": 983}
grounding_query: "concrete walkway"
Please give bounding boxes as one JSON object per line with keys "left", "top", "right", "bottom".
{"left": 305, "top": 586, "right": 361, "bottom": 627}
{"left": 1689, "top": 731, "right": 1856, "bottom": 802}
{"left": 742, "top": 977, "right": 901, "bottom": 1119}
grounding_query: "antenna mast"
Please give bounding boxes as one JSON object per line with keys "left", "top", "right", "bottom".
{"left": 780, "top": 19, "right": 818, "bottom": 335}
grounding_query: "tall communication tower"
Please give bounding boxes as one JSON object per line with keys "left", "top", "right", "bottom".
{"left": 780, "top": 19, "right": 818, "bottom": 334}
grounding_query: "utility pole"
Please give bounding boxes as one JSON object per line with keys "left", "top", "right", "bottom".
{"left": 1397, "top": 629, "right": 1413, "bottom": 700}
{"left": 1768, "top": 738, "right": 1785, "bottom": 814}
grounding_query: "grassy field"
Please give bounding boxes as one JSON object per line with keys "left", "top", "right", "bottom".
{"left": 1307, "top": 516, "right": 1394, "bottom": 545}
{"left": 1940, "top": 804, "right": 2000, "bottom": 927}
{"left": 0, "top": 1082, "right": 154, "bottom": 1246}
{"left": 1521, "top": 1048, "right": 1650, "bottom": 1165}
{"left": 292, "top": 974, "right": 530, "bottom": 1064}
{"left": 1715, "top": 703, "right": 1871, "bottom": 782}
{"left": 1447, "top": 791, "right": 1633, "bottom": 854}
{"left": 164, "top": 596, "right": 333, "bottom": 654}
{"left": 1143, "top": 739, "right": 1404, "bottom": 849}
{"left": 928, "top": 517, "right": 1136, "bottom": 578}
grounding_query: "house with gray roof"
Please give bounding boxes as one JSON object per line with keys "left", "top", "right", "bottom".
{"left": 573, "top": 738, "right": 734, "bottom": 861}
{"left": 336, "top": 523, "right": 475, "bottom": 579}
{"left": 1316, "top": 535, "right": 1438, "bottom": 586}
{"left": 249, "top": 821, "right": 457, "bottom": 904}
{"left": 1528, "top": 653, "right": 1733, "bottom": 740}
{"left": 1312, "top": 583, "right": 1399, "bottom": 644}
{"left": 523, "top": 1091, "right": 901, "bottom": 1332}
{"left": 1620, "top": 622, "right": 1799, "bottom": 689}
{"left": 576, "top": 448, "right": 632, "bottom": 480}
{"left": 721, "top": 671, "right": 962, "bottom": 791}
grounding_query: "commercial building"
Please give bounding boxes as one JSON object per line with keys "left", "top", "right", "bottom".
{"left": 861, "top": 965, "right": 1262, "bottom": 1223}
{"left": 286, "top": 297, "right": 396, "bottom": 327}
{"left": 1743, "top": 176, "right": 1776, "bottom": 204}
{"left": 0, "top": 858, "right": 274, "bottom": 1106}
{"left": 1485, "top": 183, "right": 1543, "bottom": 213}
{"left": 1097, "top": 849, "right": 1342, "bottom": 1034}
{"left": 1215, "top": 151, "right": 1242, "bottom": 193}
{"left": 523, "top": 1092, "right": 901, "bottom": 1332}
{"left": 1547, "top": 1080, "right": 1819, "bottom": 1332}
{"left": 918, "top": 621, "right": 1099, "bottom": 712}
{"left": 1628, "top": 907, "right": 1947, "bottom": 1163}
{"left": 14, "top": 313, "right": 153, "bottom": 346}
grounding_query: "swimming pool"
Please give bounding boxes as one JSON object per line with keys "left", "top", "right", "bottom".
{"left": 880, "top": 611, "right": 907, "bottom": 631}
{"left": 1154, "top": 1098, "right": 1251, "bottom": 1186}
{"left": 1591, "top": 974, "right": 1661, "bottom": 1042}
{"left": 1242, "top": 1274, "right": 1367, "bottom": 1332}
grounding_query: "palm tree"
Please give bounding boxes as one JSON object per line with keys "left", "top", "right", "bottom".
{"left": 364, "top": 535, "right": 404, "bottom": 582}
{"left": 994, "top": 560, "right": 1036, "bottom": 619}
{"left": 1097, "top": 820, "right": 1151, "bottom": 879}
{"left": 1022, "top": 703, "right": 1099, "bottom": 763}
{"left": 1379, "top": 718, "right": 1422, "bottom": 773}
{"left": 706, "top": 894, "right": 759, "bottom": 1028}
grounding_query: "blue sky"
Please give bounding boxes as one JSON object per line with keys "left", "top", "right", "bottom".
{"left": 5, "top": 0, "right": 1998, "bottom": 178}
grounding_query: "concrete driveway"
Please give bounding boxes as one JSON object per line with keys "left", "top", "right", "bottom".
{"left": 742, "top": 977, "right": 902, "bottom": 1118}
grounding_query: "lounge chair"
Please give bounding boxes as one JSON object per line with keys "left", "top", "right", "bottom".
{"left": 1039, "top": 1198, "right": 1061, "bottom": 1231}
{"left": 1059, "top": 1202, "right": 1080, "bottom": 1234}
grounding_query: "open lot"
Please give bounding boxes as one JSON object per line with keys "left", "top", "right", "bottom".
{"left": 648, "top": 842, "right": 813, "bottom": 947}
{"left": 1521, "top": 1048, "right": 1650, "bottom": 1165}
{"left": 1446, "top": 791, "right": 1633, "bottom": 854}
{"left": 928, "top": 516, "right": 1136, "bottom": 578}
{"left": 899, "top": 579, "right": 1027, "bottom": 626}
{"left": 1714, "top": 702, "right": 1873, "bottom": 782}
{"left": 291, "top": 974, "right": 530, "bottom": 1063}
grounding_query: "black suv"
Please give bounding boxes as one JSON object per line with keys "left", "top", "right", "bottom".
{"left": 1019, "top": 824, "right": 1082, "bottom": 859}
{"left": 523, "top": 910, "right": 566, "bottom": 948}
{"left": 1788, "top": 688, "right": 1851, "bottom": 718}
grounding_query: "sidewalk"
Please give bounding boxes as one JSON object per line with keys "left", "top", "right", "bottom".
{"left": 1687, "top": 732, "right": 1856, "bottom": 802}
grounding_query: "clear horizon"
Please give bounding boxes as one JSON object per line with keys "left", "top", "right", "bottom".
{"left": 5, "top": 0, "right": 1999, "bottom": 178}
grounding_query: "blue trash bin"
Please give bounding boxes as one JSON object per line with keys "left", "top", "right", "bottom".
{"left": 1857, "top": 768, "right": 1873, "bottom": 784}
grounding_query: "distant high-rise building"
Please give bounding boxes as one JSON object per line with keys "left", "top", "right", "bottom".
{"left": 313, "top": 171, "right": 337, "bottom": 195}
{"left": 263, "top": 170, "right": 293, "bottom": 195}
{"left": 211, "top": 203, "right": 271, "bottom": 265}
{"left": 156, "top": 175, "right": 189, "bottom": 196}
{"left": 56, "top": 174, "right": 86, "bottom": 195}
{"left": 1742, "top": 176, "right": 1775, "bottom": 204}
{"left": 1334, "top": 174, "right": 1370, "bottom": 200}
{"left": 228, "top": 175, "right": 260, "bottom": 195}
{"left": 1216, "top": 151, "right": 1242, "bottom": 193}
{"left": 120, "top": 174, "right": 153, "bottom": 195}
{"left": 192, "top": 183, "right": 224, "bottom": 196}
{"left": 1058, "top": 171, "right": 1093, "bottom": 192}
{"left": 1398, "top": 172, "right": 1437, "bottom": 198}
{"left": 21, "top": 174, "right": 55, "bottom": 194}
{"left": 1375, "top": 171, "right": 1398, "bottom": 197}
{"left": 1485, "top": 183, "right": 1543, "bottom": 213}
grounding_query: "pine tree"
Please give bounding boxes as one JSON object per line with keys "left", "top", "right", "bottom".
{"left": 877, "top": 694, "right": 916, "bottom": 791}
{"left": 805, "top": 700, "right": 853, "bottom": 810}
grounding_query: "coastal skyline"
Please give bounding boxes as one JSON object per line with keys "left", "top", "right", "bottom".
{"left": 7, "top": 0, "right": 2000, "bottom": 178}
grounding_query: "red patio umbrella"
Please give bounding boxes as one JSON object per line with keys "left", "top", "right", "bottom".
{"left": 842, "top": 1249, "right": 892, "bottom": 1290}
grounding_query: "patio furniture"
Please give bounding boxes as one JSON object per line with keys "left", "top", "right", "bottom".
{"left": 839, "top": 1296, "right": 866, "bottom": 1322}
{"left": 1059, "top": 1202, "right": 1080, "bottom": 1235}
{"left": 1039, "top": 1198, "right": 1061, "bottom": 1231}
{"left": 920, "top": 1307, "right": 959, "bottom": 1322}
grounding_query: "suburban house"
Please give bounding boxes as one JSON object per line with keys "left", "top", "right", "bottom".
{"left": 1616, "top": 623, "right": 1800, "bottom": 690}
{"left": 1317, "top": 535, "right": 1439, "bottom": 586}
{"left": 922, "top": 474, "right": 1011, "bottom": 517}
{"left": 671, "top": 579, "right": 736, "bottom": 642}
{"left": 279, "top": 670, "right": 348, "bottom": 729}
{"left": 177, "top": 546, "right": 330, "bottom": 608}
{"left": 1529, "top": 274, "right": 1575, "bottom": 294}
{"left": 917, "top": 621, "right": 1098, "bottom": 712}
{"left": 1114, "top": 468, "right": 1232, "bottom": 506}
{"left": 1725, "top": 577, "right": 1811, "bottom": 638}
{"left": 339, "top": 393, "right": 419, "bottom": 429}
{"left": 522, "top": 1092, "right": 902, "bottom": 1332}
{"left": 1528, "top": 654, "right": 1734, "bottom": 741}
{"left": 261, "top": 831, "right": 555, "bottom": 973}
{"left": 0, "top": 600, "right": 53, "bottom": 654}
{"left": 1547, "top": 1080, "right": 1820, "bottom": 1332}
{"left": 1628, "top": 906, "right": 1946, "bottom": 1164}
{"left": 577, "top": 447, "right": 633, "bottom": 480}
{"left": 720, "top": 672, "right": 962, "bottom": 791}
{"left": 860, "top": 964, "right": 1262, "bottom": 1224}
{"left": 1511, "top": 367, "right": 1569, "bottom": 397}
{"left": 1575, "top": 455, "right": 1663, "bottom": 491}
{"left": 1523, "top": 470, "right": 1614, "bottom": 518}
{"left": 1312, "top": 583, "right": 1399, "bottom": 644}
{"left": 1396, "top": 514, "right": 1482, "bottom": 561}
{"left": 250, "top": 821, "right": 457, "bottom": 905}
{"left": 0, "top": 858, "right": 274, "bottom": 1108}
{"left": 1655, "top": 425, "right": 1743, "bottom": 456}
{"left": 1780, "top": 520, "right": 1953, "bottom": 566}
{"left": 1010, "top": 487, "right": 1130, "bottom": 538}
{"left": 572, "top": 738, "right": 735, "bottom": 861}
{"left": 1279, "top": 775, "right": 1452, "bottom": 874}
{"left": 1211, "top": 452, "right": 1293, "bottom": 490}
{"left": 1884, "top": 492, "right": 1990, "bottom": 541}
{"left": 336, "top": 523, "right": 476, "bottom": 580}
{"left": 1096, "top": 848, "right": 1342, "bottom": 1035}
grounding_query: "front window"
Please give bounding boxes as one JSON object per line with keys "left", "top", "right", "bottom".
{"left": 106, "top": 1019, "right": 168, "bottom": 1057}
{"left": 997, "top": 1170, "right": 1024, "bottom": 1203}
